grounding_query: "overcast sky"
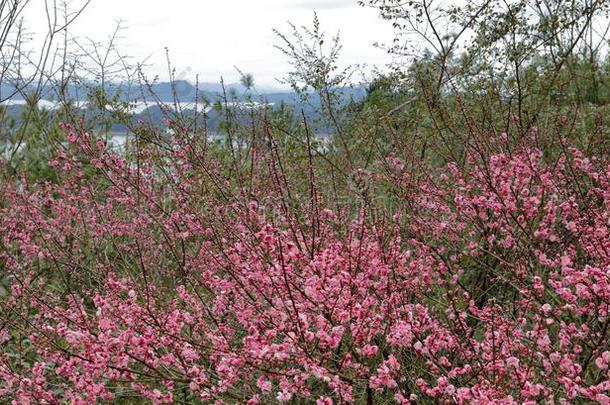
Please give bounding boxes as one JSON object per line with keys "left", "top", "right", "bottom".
{"left": 24, "top": 0, "right": 396, "bottom": 89}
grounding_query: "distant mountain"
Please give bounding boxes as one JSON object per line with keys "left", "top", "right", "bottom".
{"left": 0, "top": 80, "right": 369, "bottom": 133}
{"left": 0, "top": 80, "right": 365, "bottom": 103}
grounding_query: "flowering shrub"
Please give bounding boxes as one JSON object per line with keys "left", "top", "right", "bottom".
{"left": 1, "top": 124, "right": 610, "bottom": 403}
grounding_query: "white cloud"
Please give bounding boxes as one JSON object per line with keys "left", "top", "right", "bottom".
{"left": 22, "top": 0, "right": 394, "bottom": 87}
{"left": 286, "top": 0, "right": 355, "bottom": 9}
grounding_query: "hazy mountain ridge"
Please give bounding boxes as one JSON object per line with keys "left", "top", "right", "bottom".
{"left": 0, "top": 80, "right": 367, "bottom": 104}
{"left": 0, "top": 80, "right": 368, "bottom": 133}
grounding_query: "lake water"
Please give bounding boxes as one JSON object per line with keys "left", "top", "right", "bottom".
{"left": 1, "top": 99, "right": 273, "bottom": 114}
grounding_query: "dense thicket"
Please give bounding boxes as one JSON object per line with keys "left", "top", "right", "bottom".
{"left": 2, "top": 0, "right": 610, "bottom": 403}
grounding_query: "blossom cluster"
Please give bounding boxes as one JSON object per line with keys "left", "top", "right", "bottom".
{"left": 1, "top": 125, "right": 609, "bottom": 403}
